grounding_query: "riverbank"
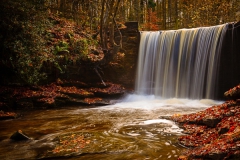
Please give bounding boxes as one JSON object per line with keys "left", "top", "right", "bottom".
{"left": 0, "top": 80, "right": 125, "bottom": 114}
{"left": 172, "top": 84, "right": 240, "bottom": 160}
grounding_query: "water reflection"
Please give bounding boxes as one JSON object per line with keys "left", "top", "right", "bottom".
{"left": 0, "top": 95, "right": 222, "bottom": 159}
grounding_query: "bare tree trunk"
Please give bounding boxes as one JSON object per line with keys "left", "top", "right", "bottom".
{"left": 175, "top": 0, "right": 178, "bottom": 28}
{"left": 140, "top": 0, "right": 144, "bottom": 23}
{"left": 162, "top": 0, "right": 166, "bottom": 29}
{"left": 60, "top": 0, "right": 66, "bottom": 13}
{"left": 100, "top": 0, "right": 106, "bottom": 48}
{"left": 134, "top": 0, "right": 140, "bottom": 21}
{"left": 113, "top": 0, "right": 122, "bottom": 48}
{"left": 168, "top": 0, "right": 171, "bottom": 28}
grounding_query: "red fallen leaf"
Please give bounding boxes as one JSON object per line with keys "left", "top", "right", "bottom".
{"left": 84, "top": 98, "right": 102, "bottom": 104}
{"left": 52, "top": 133, "right": 90, "bottom": 154}
{"left": 228, "top": 126, "right": 236, "bottom": 133}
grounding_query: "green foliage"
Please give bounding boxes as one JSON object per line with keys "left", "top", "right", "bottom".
{"left": 0, "top": 0, "right": 65, "bottom": 85}
{"left": 70, "top": 37, "right": 98, "bottom": 60}
{"left": 0, "top": 0, "right": 102, "bottom": 85}
{"left": 54, "top": 41, "right": 69, "bottom": 54}
{"left": 0, "top": 0, "right": 47, "bottom": 84}
{"left": 76, "top": 39, "right": 88, "bottom": 55}
{"left": 148, "top": 0, "right": 156, "bottom": 9}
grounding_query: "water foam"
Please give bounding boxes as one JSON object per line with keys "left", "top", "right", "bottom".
{"left": 101, "top": 94, "right": 223, "bottom": 110}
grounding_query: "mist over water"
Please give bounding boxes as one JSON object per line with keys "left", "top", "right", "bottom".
{"left": 108, "top": 94, "right": 222, "bottom": 110}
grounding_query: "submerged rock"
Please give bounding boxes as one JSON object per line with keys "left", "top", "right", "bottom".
{"left": 10, "top": 130, "right": 32, "bottom": 141}
{"left": 0, "top": 111, "right": 18, "bottom": 120}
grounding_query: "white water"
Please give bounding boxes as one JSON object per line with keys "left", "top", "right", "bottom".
{"left": 109, "top": 94, "right": 221, "bottom": 110}
{"left": 106, "top": 94, "right": 223, "bottom": 111}
{"left": 99, "top": 94, "right": 223, "bottom": 135}
{"left": 136, "top": 24, "right": 228, "bottom": 99}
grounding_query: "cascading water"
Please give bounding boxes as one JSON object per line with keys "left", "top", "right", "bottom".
{"left": 136, "top": 24, "right": 228, "bottom": 99}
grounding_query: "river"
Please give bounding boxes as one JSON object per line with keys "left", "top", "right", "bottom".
{"left": 0, "top": 95, "right": 223, "bottom": 160}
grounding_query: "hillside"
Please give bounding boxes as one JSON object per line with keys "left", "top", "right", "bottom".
{"left": 0, "top": 0, "right": 107, "bottom": 86}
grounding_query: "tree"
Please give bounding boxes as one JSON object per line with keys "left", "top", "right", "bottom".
{"left": 99, "top": 0, "right": 122, "bottom": 50}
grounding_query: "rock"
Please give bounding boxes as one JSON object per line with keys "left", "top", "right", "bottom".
{"left": 158, "top": 115, "right": 172, "bottom": 120}
{"left": 10, "top": 130, "right": 31, "bottom": 141}
{"left": 90, "top": 83, "right": 125, "bottom": 98}
{"left": 208, "top": 153, "right": 227, "bottom": 160}
{"left": 178, "top": 155, "right": 188, "bottom": 160}
{"left": 218, "top": 127, "right": 229, "bottom": 134}
{"left": 59, "top": 80, "right": 88, "bottom": 88}
{"left": 0, "top": 111, "right": 18, "bottom": 120}
{"left": 176, "top": 102, "right": 240, "bottom": 159}
{"left": 224, "top": 84, "right": 240, "bottom": 100}
{"left": 202, "top": 117, "right": 221, "bottom": 128}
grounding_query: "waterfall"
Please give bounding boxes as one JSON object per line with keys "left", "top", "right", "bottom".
{"left": 135, "top": 24, "right": 228, "bottom": 99}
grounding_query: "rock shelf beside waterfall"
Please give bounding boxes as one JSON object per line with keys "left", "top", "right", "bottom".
{"left": 224, "top": 84, "right": 240, "bottom": 100}
{"left": 172, "top": 84, "right": 240, "bottom": 160}
{"left": 0, "top": 80, "right": 125, "bottom": 112}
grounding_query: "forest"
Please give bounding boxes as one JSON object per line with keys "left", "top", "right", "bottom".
{"left": 33, "top": 0, "right": 240, "bottom": 30}
{"left": 38, "top": 0, "right": 240, "bottom": 30}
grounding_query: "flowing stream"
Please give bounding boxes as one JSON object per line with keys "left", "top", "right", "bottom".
{"left": 0, "top": 96, "right": 222, "bottom": 160}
